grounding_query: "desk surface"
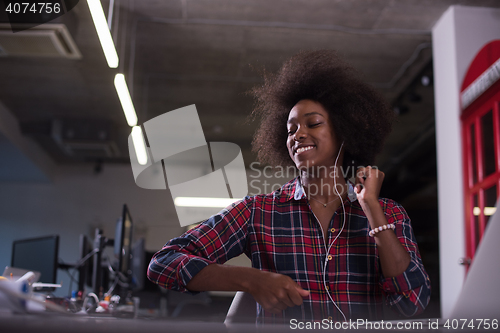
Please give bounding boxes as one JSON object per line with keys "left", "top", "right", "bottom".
{"left": 1, "top": 312, "right": 480, "bottom": 333}
{"left": 1, "top": 312, "right": 290, "bottom": 333}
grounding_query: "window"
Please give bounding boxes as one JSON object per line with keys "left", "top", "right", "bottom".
{"left": 461, "top": 88, "right": 500, "bottom": 260}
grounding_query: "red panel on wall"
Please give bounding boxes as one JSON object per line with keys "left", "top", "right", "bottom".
{"left": 461, "top": 39, "right": 500, "bottom": 264}
{"left": 461, "top": 40, "right": 500, "bottom": 92}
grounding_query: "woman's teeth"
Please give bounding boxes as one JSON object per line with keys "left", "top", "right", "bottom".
{"left": 296, "top": 146, "right": 314, "bottom": 154}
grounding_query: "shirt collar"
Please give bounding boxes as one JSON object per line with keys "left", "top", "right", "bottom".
{"left": 294, "top": 177, "right": 306, "bottom": 200}
{"left": 293, "top": 177, "right": 357, "bottom": 202}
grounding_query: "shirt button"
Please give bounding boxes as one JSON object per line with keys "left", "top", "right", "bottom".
{"left": 325, "top": 286, "right": 330, "bottom": 291}
{"left": 330, "top": 228, "right": 335, "bottom": 233}
{"left": 328, "top": 316, "right": 333, "bottom": 321}
{"left": 327, "top": 255, "right": 332, "bottom": 260}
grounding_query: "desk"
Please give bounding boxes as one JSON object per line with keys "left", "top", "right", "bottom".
{"left": 0, "top": 312, "right": 477, "bottom": 333}
{"left": 0, "top": 312, "right": 295, "bottom": 333}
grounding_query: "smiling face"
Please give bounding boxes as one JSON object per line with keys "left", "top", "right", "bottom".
{"left": 287, "top": 99, "right": 342, "bottom": 171}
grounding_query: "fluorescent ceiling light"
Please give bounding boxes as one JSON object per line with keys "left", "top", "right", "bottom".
{"left": 473, "top": 207, "right": 497, "bottom": 216}
{"left": 114, "top": 74, "right": 138, "bottom": 127}
{"left": 174, "top": 197, "right": 239, "bottom": 208}
{"left": 484, "top": 207, "right": 497, "bottom": 216}
{"left": 473, "top": 207, "right": 480, "bottom": 216}
{"left": 131, "top": 126, "right": 148, "bottom": 165}
{"left": 87, "top": 0, "right": 119, "bottom": 68}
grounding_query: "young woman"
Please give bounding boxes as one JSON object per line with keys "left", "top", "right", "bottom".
{"left": 147, "top": 50, "right": 430, "bottom": 323}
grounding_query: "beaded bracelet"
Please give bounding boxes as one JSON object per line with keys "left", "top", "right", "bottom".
{"left": 368, "top": 223, "right": 395, "bottom": 237}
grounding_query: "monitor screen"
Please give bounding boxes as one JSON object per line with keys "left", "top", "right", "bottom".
{"left": 78, "top": 234, "right": 93, "bottom": 291}
{"left": 131, "top": 238, "right": 145, "bottom": 291}
{"left": 114, "top": 204, "right": 133, "bottom": 278}
{"left": 11, "top": 235, "right": 59, "bottom": 284}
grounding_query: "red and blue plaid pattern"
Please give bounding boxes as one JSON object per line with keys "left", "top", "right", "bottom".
{"left": 148, "top": 177, "right": 430, "bottom": 323}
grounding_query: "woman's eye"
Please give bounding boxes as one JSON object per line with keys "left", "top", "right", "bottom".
{"left": 309, "top": 122, "right": 322, "bottom": 127}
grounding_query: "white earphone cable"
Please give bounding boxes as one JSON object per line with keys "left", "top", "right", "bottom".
{"left": 322, "top": 141, "right": 347, "bottom": 322}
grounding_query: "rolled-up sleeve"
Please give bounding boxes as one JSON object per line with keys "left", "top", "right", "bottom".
{"left": 147, "top": 197, "right": 253, "bottom": 293}
{"left": 378, "top": 200, "right": 431, "bottom": 317}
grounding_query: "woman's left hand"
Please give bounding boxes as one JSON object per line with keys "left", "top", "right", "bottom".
{"left": 354, "top": 166, "right": 384, "bottom": 204}
{"left": 354, "top": 166, "right": 411, "bottom": 278}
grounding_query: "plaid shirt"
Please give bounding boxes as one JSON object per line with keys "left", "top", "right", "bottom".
{"left": 148, "top": 177, "right": 430, "bottom": 323}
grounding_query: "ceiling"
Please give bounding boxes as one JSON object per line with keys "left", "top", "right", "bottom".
{"left": 1, "top": 0, "right": 500, "bottom": 200}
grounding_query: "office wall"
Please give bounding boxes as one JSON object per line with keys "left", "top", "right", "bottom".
{"left": 432, "top": 5, "right": 500, "bottom": 318}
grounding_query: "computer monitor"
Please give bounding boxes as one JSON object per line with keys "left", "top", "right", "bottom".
{"left": 78, "top": 234, "right": 93, "bottom": 291}
{"left": 11, "top": 235, "right": 59, "bottom": 286}
{"left": 114, "top": 204, "right": 133, "bottom": 280}
{"left": 90, "top": 205, "right": 134, "bottom": 297}
{"left": 130, "top": 238, "right": 145, "bottom": 291}
{"left": 91, "top": 228, "right": 110, "bottom": 297}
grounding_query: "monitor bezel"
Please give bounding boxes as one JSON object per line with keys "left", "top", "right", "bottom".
{"left": 117, "top": 204, "right": 133, "bottom": 279}
{"left": 11, "top": 234, "right": 60, "bottom": 286}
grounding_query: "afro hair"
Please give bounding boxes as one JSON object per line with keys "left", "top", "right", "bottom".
{"left": 251, "top": 49, "right": 393, "bottom": 171}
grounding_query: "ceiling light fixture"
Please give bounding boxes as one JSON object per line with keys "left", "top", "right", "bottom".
{"left": 473, "top": 207, "right": 497, "bottom": 216}
{"left": 421, "top": 75, "right": 433, "bottom": 87}
{"left": 114, "top": 74, "right": 138, "bottom": 127}
{"left": 131, "top": 126, "right": 148, "bottom": 165}
{"left": 87, "top": 0, "right": 119, "bottom": 68}
{"left": 174, "top": 197, "right": 239, "bottom": 208}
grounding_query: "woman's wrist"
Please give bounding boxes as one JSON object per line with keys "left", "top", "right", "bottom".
{"left": 358, "top": 196, "right": 380, "bottom": 213}
{"left": 358, "top": 195, "right": 379, "bottom": 205}
{"left": 359, "top": 197, "right": 386, "bottom": 228}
